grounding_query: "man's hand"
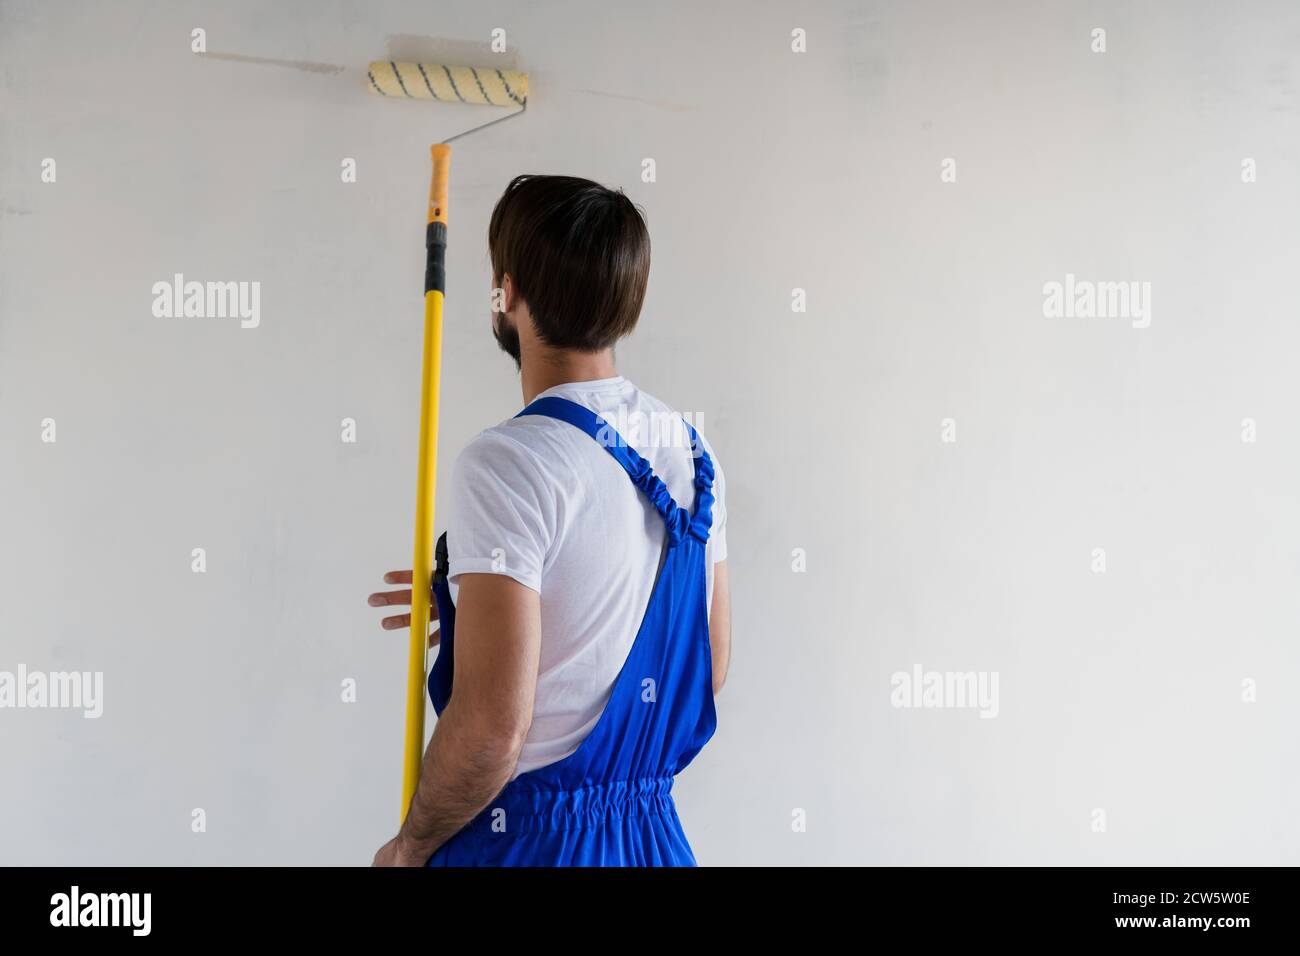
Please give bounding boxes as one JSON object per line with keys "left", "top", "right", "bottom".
{"left": 371, "top": 832, "right": 428, "bottom": 867}
{"left": 368, "top": 570, "right": 440, "bottom": 647}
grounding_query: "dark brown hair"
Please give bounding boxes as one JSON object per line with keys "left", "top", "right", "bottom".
{"left": 488, "top": 175, "right": 650, "bottom": 351}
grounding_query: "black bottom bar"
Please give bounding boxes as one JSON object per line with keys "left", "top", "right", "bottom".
{"left": 0, "top": 865, "right": 1285, "bottom": 942}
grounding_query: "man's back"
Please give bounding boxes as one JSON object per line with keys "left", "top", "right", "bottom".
{"left": 445, "top": 375, "right": 727, "bottom": 777}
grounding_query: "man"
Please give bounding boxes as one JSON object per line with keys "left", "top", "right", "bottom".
{"left": 369, "top": 175, "right": 730, "bottom": 866}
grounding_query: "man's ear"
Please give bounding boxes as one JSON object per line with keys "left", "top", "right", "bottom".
{"left": 499, "top": 274, "right": 516, "bottom": 314}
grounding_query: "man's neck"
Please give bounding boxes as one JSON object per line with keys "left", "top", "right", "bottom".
{"left": 520, "top": 346, "right": 618, "bottom": 404}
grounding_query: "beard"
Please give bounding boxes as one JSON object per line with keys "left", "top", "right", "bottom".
{"left": 492, "top": 311, "right": 522, "bottom": 370}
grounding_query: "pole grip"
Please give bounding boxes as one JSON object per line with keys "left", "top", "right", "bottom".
{"left": 428, "top": 144, "right": 451, "bottom": 226}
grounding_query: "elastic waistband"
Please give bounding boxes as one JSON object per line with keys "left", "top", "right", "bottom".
{"left": 468, "top": 776, "right": 677, "bottom": 834}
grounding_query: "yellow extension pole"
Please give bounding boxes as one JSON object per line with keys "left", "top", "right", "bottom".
{"left": 401, "top": 144, "right": 451, "bottom": 820}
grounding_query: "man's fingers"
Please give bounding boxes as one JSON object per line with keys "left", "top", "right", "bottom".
{"left": 371, "top": 569, "right": 439, "bottom": 631}
{"left": 368, "top": 588, "right": 413, "bottom": 608}
{"left": 382, "top": 615, "right": 441, "bottom": 642}
{"left": 369, "top": 588, "right": 439, "bottom": 618}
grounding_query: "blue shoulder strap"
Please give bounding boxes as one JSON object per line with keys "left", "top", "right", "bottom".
{"left": 516, "top": 396, "right": 715, "bottom": 545}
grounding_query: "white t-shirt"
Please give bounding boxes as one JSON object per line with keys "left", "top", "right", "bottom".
{"left": 443, "top": 376, "right": 727, "bottom": 777}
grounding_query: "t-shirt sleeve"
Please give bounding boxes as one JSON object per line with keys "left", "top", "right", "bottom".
{"left": 444, "top": 430, "right": 556, "bottom": 592}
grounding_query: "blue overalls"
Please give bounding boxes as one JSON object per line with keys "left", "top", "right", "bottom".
{"left": 424, "top": 395, "right": 718, "bottom": 866}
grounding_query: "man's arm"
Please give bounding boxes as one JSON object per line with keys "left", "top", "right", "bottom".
{"left": 374, "top": 572, "right": 541, "bottom": 866}
{"left": 709, "top": 559, "right": 731, "bottom": 695}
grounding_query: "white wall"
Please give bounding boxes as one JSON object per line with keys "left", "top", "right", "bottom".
{"left": 2, "top": 0, "right": 1297, "bottom": 865}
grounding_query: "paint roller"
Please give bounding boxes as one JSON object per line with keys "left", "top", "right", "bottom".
{"left": 366, "top": 60, "right": 528, "bottom": 822}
